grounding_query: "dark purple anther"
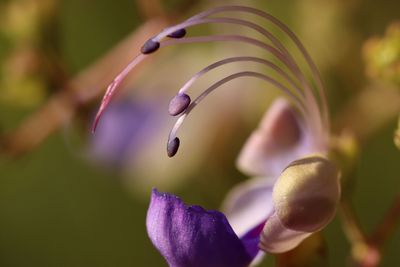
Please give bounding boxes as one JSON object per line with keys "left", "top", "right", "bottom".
{"left": 167, "top": 137, "right": 180, "bottom": 157}
{"left": 167, "top": 28, "right": 187, "bottom": 39}
{"left": 141, "top": 39, "right": 160, "bottom": 54}
{"left": 168, "top": 93, "right": 191, "bottom": 116}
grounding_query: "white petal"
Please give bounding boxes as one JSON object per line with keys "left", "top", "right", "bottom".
{"left": 260, "top": 211, "right": 311, "bottom": 253}
{"left": 237, "top": 98, "right": 319, "bottom": 177}
{"left": 249, "top": 252, "right": 266, "bottom": 267}
{"left": 222, "top": 177, "right": 275, "bottom": 237}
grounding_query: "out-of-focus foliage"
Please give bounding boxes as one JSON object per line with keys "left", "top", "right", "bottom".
{"left": 364, "top": 22, "right": 400, "bottom": 86}
{"left": 0, "top": 0, "right": 58, "bottom": 108}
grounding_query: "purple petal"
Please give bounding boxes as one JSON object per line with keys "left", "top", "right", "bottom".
{"left": 146, "top": 189, "right": 254, "bottom": 267}
{"left": 240, "top": 222, "right": 265, "bottom": 260}
{"left": 237, "top": 98, "right": 320, "bottom": 178}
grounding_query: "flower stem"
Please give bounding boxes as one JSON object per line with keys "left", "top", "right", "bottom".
{"left": 370, "top": 193, "right": 400, "bottom": 247}
{"left": 339, "top": 198, "right": 380, "bottom": 267}
{"left": 339, "top": 194, "right": 400, "bottom": 267}
{"left": 339, "top": 199, "right": 366, "bottom": 246}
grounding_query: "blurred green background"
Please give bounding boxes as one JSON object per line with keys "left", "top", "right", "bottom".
{"left": 0, "top": 0, "right": 399, "bottom": 266}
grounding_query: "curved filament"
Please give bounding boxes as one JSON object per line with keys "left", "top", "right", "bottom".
{"left": 156, "top": 6, "right": 328, "bottom": 136}
{"left": 178, "top": 56, "right": 304, "bottom": 100}
{"left": 92, "top": 54, "right": 147, "bottom": 132}
{"left": 93, "top": 5, "right": 329, "bottom": 149}
{"left": 168, "top": 71, "right": 308, "bottom": 142}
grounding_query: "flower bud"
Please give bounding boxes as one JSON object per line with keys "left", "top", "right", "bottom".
{"left": 273, "top": 155, "right": 340, "bottom": 232}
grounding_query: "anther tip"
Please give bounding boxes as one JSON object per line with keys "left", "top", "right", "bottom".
{"left": 168, "top": 93, "right": 191, "bottom": 116}
{"left": 167, "top": 28, "right": 187, "bottom": 39}
{"left": 141, "top": 39, "right": 160, "bottom": 54}
{"left": 167, "top": 137, "right": 180, "bottom": 157}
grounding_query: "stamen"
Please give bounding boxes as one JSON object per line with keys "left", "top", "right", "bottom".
{"left": 186, "top": 5, "right": 328, "bottom": 137}
{"left": 155, "top": 17, "right": 306, "bottom": 93}
{"left": 161, "top": 35, "right": 321, "bottom": 139}
{"left": 167, "top": 71, "right": 307, "bottom": 156}
{"left": 177, "top": 56, "right": 304, "bottom": 100}
{"left": 96, "top": 33, "right": 305, "bottom": 131}
{"left": 155, "top": 6, "right": 327, "bottom": 144}
{"left": 141, "top": 39, "right": 160, "bottom": 54}
{"left": 161, "top": 35, "right": 303, "bottom": 89}
{"left": 154, "top": 17, "right": 310, "bottom": 100}
{"left": 167, "top": 137, "right": 180, "bottom": 157}
{"left": 154, "top": 16, "right": 323, "bottom": 138}
{"left": 168, "top": 93, "right": 191, "bottom": 116}
{"left": 167, "top": 28, "right": 187, "bottom": 39}
{"left": 93, "top": 5, "right": 330, "bottom": 151}
{"left": 92, "top": 54, "right": 147, "bottom": 132}
{"left": 94, "top": 34, "right": 318, "bottom": 137}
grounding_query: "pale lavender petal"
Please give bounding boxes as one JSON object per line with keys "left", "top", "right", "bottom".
{"left": 237, "top": 98, "right": 319, "bottom": 178}
{"left": 222, "top": 177, "right": 274, "bottom": 237}
{"left": 146, "top": 189, "right": 254, "bottom": 267}
{"left": 89, "top": 98, "right": 162, "bottom": 166}
{"left": 259, "top": 211, "right": 311, "bottom": 253}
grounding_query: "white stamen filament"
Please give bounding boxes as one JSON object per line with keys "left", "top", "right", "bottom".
{"left": 192, "top": 6, "right": 328, "bottom": 127}
{"left": 161, "top": 35, "right": 321, "bottom": 139}
{"left": 155, "top": 6, "right": 328, "bottom": 142}
{"left": 155, "top": 17, "right": 313, "bottom": 108}
{"left": 178, "top": 56, "right": 303, "bottom": 98}
{"left": 168, "top": 71, "right": 307, "bottom": 142}
{"left": 93, "top": 5, "right": 330, "bottom": 152}
{"left": 92, "top": 54, "right": 147, "bottom": 132}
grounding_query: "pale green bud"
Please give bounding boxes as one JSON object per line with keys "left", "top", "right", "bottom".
{"left": 273, "top": 155, "right": 340, "bottom": 232}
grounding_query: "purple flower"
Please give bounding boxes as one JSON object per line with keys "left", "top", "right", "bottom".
{"left": 93, "top": 5, "right": 341, "bottom": 267}
{"left": 146, "top": 98, "right": 339, "bottom": 266}
{"left": 147, "top": 189, "right": 257, "bottom": 267}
